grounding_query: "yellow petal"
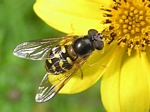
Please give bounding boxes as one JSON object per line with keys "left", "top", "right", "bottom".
{"left": 119, "top": 52, "right": 150, "bottom": 112}
{"left": 101, "top": 51, "right": 150, "bottom": 112}
{"left": 33, "top": 0, "right": 111, "bottom": 34}
{"left": 101, "top": 45, "right": 126, "bottom": 112}
{"left": 141, "top": 52, "right": 150, "bottom": 108}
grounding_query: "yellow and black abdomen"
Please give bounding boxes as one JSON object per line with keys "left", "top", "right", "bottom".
{"left": 45, "top": 45, "right": 76, "bottom": 75}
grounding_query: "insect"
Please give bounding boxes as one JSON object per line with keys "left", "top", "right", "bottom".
{"left": 13, "top": 29, "right": 104, "bottom": 102}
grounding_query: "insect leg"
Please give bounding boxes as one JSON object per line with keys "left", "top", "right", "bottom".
{"left": 74, "top": 63, "right": 83, "bottom": 79}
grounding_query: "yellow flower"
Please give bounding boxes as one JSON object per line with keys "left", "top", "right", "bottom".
{"left": 34, "top": 0, "right": 150, "bottom": 111}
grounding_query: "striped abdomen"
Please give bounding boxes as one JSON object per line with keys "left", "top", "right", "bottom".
{"left": 45, "top": 45, "right": 77, "bottom": 75}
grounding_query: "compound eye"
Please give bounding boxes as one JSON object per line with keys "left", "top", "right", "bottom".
{"left": 93, "top": 41, "right": 104, "bottom": 50}
{"left": 88, "top": 29, "right": 98, "bottom": 37}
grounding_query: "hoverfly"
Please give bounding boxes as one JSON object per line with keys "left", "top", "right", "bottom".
{"left": 13, "top": 29, "right": 104, "bottom": 103}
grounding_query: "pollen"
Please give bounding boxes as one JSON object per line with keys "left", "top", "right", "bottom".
{"left": 101, "top": 0, "right": 150, "bottom": 55}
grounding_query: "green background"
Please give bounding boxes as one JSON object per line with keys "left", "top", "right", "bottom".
{"left": 0, "top": 0, "right": 106, "bottom": 112}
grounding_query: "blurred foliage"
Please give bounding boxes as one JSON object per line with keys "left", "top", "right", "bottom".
{"left": 0, "top": 0, "right": 106, "bottom": 112}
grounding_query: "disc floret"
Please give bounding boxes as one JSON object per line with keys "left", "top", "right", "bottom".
{"left": 101, "top": 0, "right": 150, "bottom": 55}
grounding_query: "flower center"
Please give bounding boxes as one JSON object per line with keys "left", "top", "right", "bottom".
{"left": 101, "top": 0, "right": 150, "bottom": 55}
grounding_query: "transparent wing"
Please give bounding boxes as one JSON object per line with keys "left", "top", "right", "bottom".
{"left": 13, "top": 36, "right": 78, "bottom": 60}
{"left": 35, "top": 58, "right": 86, "bottom": 103}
